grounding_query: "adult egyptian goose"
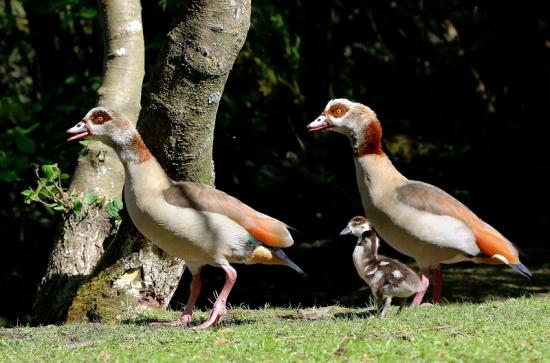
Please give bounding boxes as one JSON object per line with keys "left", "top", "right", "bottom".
{"left": 340, "top": 216, "right": 424, "bottom": 317}
{"left": 67, "top": 107, "right": 305, "bottom": 329}
{"left": 308, "top": 99, "right": 531, "bottom": 305}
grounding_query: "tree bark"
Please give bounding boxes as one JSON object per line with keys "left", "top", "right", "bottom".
{"left": 139, "top": 0, "right": 251, "bottom": 184}
{"left": 32, "top": 0, "right": 145, "bottom": 324}
{"left": 65, "top": 0, "right": 251, "bottom": 323}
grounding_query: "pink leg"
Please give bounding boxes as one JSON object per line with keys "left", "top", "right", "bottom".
{"left": 195, "top": 265, "right": 237, "bottom": 329}
{"left": 411, "top": 271, "right": 430, "bottom": 306}
{"left": 150, "top": 272, "right": 202, "bottom": 327}
{"left": 432, "top": 264, "right": 443, "bottom": 304}
{"left": 178, "top": 273, "right": 202, "bottom": 326}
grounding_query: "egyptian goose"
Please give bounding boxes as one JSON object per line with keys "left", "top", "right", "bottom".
{"left": 340, "top": 216, "right": 424, "bottom": 316}
{"left": 67, "top": 107, "right": 305, "bottom": 329}
{"left": 308, "top": 99, "right": 531, "bottom": 305}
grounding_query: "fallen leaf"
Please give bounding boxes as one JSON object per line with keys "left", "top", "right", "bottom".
{"left": 191, "top": 353, "right": 210, "bottom": 360}
{"left": 297, "top": 307, "right": 334, "bottom": 320}
{"left": 217, "top": 327, "right": 234, "bottom": 334}
{"left": 334, "top": 347, "right": 349, "bottom": 357}
{"left": 0, "top": 332, "right": 28, "bottom": 340}
{"left": 214, "top": 337, "right": 229, "bottom": 345}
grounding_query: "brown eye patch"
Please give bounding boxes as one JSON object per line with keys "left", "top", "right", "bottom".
{"left": 350, "top": 216, "right": 368, "bottom": 226}
{"left": 328, "top": 103, "right": 349, "bottom": 118}
{"left": 91, "top": 110, "right": 112, "bottom": 124}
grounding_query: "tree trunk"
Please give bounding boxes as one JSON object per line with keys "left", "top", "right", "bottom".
{"left": 65, "top": 0, "right": 251, "bottom": 323}
{"left": 140, "top": 0, "right": 251, "bottom": 184}
{"left": 32, "top": 0, "right": 145, "bottom": 324}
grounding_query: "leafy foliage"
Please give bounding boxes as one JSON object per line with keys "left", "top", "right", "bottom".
{"left": 21, "top": 164, "right": 73, "bottom": 212}
{"left": 21, "top": 163, "right": 124, "bottom": 220}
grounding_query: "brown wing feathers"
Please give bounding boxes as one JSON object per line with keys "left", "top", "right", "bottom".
{"left": 396, "top": 181, "right": 520, "bottom": 263}
{"left": 163, "top": 182, "right": 293, "bottom": 248}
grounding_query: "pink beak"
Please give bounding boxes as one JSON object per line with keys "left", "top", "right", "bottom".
{"left": 307, "top": 115, "right": 333, "bottom": 132}
{"left": 66, "top": 120, "right": 90, "bottom": 141}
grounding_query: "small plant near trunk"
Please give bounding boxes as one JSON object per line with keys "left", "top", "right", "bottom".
{"left": 21, "top": 163, "right": 123, "bottom": 220}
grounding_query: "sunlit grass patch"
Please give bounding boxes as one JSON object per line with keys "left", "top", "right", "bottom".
{"left": 1, "top": 295, "right": 549, "bottom": 362}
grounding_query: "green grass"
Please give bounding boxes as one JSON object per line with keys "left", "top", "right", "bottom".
{"left": 1, "top": 295, "right": 549, "bottom": 362}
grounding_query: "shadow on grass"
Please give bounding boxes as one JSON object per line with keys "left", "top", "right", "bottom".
{"left": 277, "top": 306, "right": 378, "bottom": 321}
{"left": 336, "top": 264, "right": 550, "bottom": 307}
{"left": 333, "top": 309, "right": 377, "bottom": 320}
{"left": 436, "top": 264, "right": 550, "bottom": 303}
{"left": 216, "top": 318, "right": 256, "bottom": 327}
{"left": 123, "top": 316, "right": 256, "bottom": 328}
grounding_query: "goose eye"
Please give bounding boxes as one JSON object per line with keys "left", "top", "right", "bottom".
{"left": 97, "top": 116, "right": 103, "bottom": 122}
{"left": 335, "top": 108, "right": 342, "bottom": 115}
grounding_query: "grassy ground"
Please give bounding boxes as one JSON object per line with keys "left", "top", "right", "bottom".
{"left": 1, "top": 294, "right": 549, "bottom": 362}
{"left": 2, "top": 263, "right": 549, "bottom": 362}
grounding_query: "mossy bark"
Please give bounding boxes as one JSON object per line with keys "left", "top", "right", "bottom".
{"left": 32, "top": 0, "right": 145, "bottom": 324}
{"left": 67, "top": 216, "right": 183, "bottom": 323}
{"left": 65, "top": 0, "right": 251, "bottom": 323}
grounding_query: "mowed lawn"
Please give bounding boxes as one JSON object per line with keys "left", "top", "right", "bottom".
{"left": 1, "top": 294, "right": 549, "bottom": 362}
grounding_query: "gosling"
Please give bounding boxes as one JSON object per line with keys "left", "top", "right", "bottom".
{"left": 341, "top": 216, "right": 425, "bottom": 317}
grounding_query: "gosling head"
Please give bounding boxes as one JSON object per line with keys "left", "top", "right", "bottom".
{"left": 340, "top": 216, "right": 380, "bottom": 255}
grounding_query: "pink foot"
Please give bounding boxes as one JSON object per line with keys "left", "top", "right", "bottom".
{"left": 179, "top": 314, "right": 193, "bottom": 326}
{"left": 194, "top": 303, "right": 228, "bottom": 329}
{"left": 149, "top": 272, "right": 202, "bottom": 328}
{"left": 194, "top": 264, "right": 236, "bottom": 330}
{"left": 149, "top": 314, "right": 192, "bottom": 327}
{"left": 411, "top": 272, "right": 430, "bottom": 306}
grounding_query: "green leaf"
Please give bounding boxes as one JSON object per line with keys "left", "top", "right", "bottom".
{"left": 21, "top": 189, "right": 33, "bottom": 197}
{"left": 44, "top": 184, "right": 56, "bottom": 194}
{"left": 107, "top": 197, "right": 124, "bottom": 220}
{"left": 0, "top": 150, "right": 9, "bottom": 168}
{"left": 83, "top": 192, "right": 99, "bottom": 205}
{"left": 111, "top": 197, "right": 123, "bottom": 210}
{"left": 38, "top": 189, "right": 50, "bottom": 199}
{"left": 52, "top": 204, "right": 65, "bottom": 211}
{"left": 71, "top": 199, "right": 83, "bottom": 213}
{"left": 79, "top": 140, "right": 90, "bottom": 146}
{"left": 30, "top": 188, "right": 41, "bottom": 200}
{"left": 79, "top": 7, "right": 98, "bottom": 19}
{"left": 41, "top": 164, "right": 55, "bottom": 179}
{"left": 89, "top": 76, "right": 102, "bottom": 92}
{"left": 0, "top": 170, "right": 18, "bottom": 182}
{"left": 15, "top": 135, "right": 36, "bottom": 154}
{"left": 43, "top": 201, "right": 57, "bottom": 208}
{"left": 21, "top": 123, "right": 39, "bottom": 135}
{"left": 64, "top": 75, "right": 77, "bottom": 85}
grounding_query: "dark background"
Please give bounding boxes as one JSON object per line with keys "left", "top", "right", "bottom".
{"left": 1, "top": 0, "right": 549, "bottom": 323}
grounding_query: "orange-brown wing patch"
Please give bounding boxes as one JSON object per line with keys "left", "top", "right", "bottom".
{"left": 472, "top": 224, "right": 519, "bottom": 264}
{"left": 396, "top": 181, "right": 519, "bottom": 263}
{"left": 163, "top": 182, "right": 293, "bottom": 247}
{"left": 246, "top": 215, "right": 293, "bottom": 247}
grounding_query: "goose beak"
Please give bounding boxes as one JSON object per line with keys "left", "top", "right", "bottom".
{"left": 307, "top": 115, "right": 333, "bottom": 132}
{"left": 339, "top": 226, "right": 352, "bottom": 236}
{"left": 66, "top": 120, "right": 89, "bottom": 141}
